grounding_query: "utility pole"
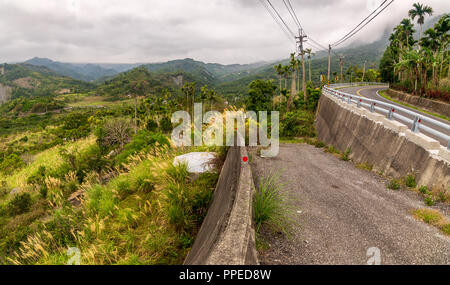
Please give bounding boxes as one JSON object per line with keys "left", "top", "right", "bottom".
{"left": 362, "top": 60, "right": 367, "bottom": 82}
{"left": 296, "top": 29, "right": 307, "bottom": 103}
{"left": 339, "top": 56, "right": 344, "bottom": 83}
{"left": 327, "top": 44, "right": 331, "bottom": 84}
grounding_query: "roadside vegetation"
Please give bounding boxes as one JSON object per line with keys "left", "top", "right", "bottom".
{"left": 253, "top": 171, "right": 295, "bottom": 251}
{"left": 412, "top": 208, "right": 450, "bottom": 236}
{"left": 386, "top": 173, "right": 449, "bottom": 207}
{"left": 378, "top": 90, "right": 450, "bottom": 121}
{"left": 0, "top": 65, "right": 231, "bottom": 264}
{"left": 379, "top": 4, "right": 449, "bottom": 101}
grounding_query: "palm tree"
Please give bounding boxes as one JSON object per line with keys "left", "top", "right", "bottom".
{"left": 207, "top": 89, "right": 218, "bottom": 111}
{"left": 274, "top": 64, "right": 283, "bottom": 96}
{"left": 286, "top": 53, "right": 298, "bottom": 112}
{"left": 400, "top": 18, "right": 415, "bottom": 49}
{"left": 200, "top": 85, "right": 209, "bottom": 113}
{"left": 409, "top": 3, "right": 433, "bottom": 40}
{"left": 305, "top": 48, "right": 314, "bottom": 82}
{"left": 282, "top": 65, "right": 290, "bottom": 90}
{"left": 289, "top": 53, "right": 297, "bottom": 97}
{"left": 181, "top": 82, "right": 196, "bottom": 118}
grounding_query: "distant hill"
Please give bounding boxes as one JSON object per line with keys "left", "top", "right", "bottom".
{"left": 0, "top": 63, "right": 94, "bottom": 99}
{"left": 24, "top": 57, "right": 139, "bottom": 82}
{"left": 96, "top": 66, "right": 213, "bottom": 100}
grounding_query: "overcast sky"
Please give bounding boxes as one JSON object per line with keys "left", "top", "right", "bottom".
{"left": 0, "top": 0, "right": 449, "bottom": 64}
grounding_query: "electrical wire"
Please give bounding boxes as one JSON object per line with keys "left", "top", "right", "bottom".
{"left": 332, "top": 0, "right": 394, "bottom": 47}
{"left": 259, "top": 0, "right": 296, "bottom": 45}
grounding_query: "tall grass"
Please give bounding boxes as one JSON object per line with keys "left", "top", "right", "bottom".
{"left": 7, "top": 145, "right": 220, "bottom": 265}
{"left": 253, "top": 171, "right": 294, "bottom": 236}
{"left": 0, "top": 136, "right": 96, "bottom": 189}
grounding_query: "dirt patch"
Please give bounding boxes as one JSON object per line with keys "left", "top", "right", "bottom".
{"left": 13, "top": 77, "right": 41, "bottom": 89}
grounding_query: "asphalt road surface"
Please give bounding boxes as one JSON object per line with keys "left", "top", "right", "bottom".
{"left": 339, "top": 86, "right": 449, "bottom": 147}
{"left": 249, "top": 144, "right": 450, "bottom": 265}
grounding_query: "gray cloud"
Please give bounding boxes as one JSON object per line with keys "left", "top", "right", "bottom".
{"left": 0, "top": 0, "right": 448, "bottom": 64}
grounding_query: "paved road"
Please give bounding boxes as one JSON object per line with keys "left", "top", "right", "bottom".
{"left": 339, "top": 86, "right": 450, "bottom": 147}
{"left": 249, "top": 144, "right": 450, "bottom": 265}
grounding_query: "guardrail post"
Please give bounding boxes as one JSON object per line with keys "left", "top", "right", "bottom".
{"left": 412, "top": 116, "right": 421, "bottom": 133}
{"left": 357, "top": 99, "right": 362, "bottom": 108}
{"left": 370, "top": 102, "right": 375, "bottom": 112}
{"left": 387, "top": 108, "right": 395, "bottom": 120}
{"left": 347, "top": 96, "right": 351, "bottom": 104}
{"left": 448, "top": 141, "right": 450, "bottom": 151}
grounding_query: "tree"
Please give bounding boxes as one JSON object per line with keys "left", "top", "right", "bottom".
{"left": 305, "top": 48, "right": 314, "bottom": 82}
{"left": 181, "top": 82, "right": 196, "bottom": 118}
{"left": 207, "top": 89, "right": 218, "bottom": 111}
{"left": 274, "top": 64, "right": 283, "bottom": 97}
{"left": 96, "top": 118, "right": 133, "bottom": 152}
{"left": 200, "top": 85, "right": 209, "bottom": 113}
{"left": 408, "top": 2, "right": 433, "bottom": 40}
{"left": 131, "top": 80, "right": 147, "bottom": 134}
{"left": 246, "top": 80, "right": 276, "bottom": 113}
{"left": 379, "top": 46, "right": 396, "bottom": 83}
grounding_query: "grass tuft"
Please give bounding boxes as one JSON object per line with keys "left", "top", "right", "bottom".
{"left": 253, "top": 171, "right": 294, "bottom": 236}
{"left": 412, "top": 208, "right": 450, "bottom": 236}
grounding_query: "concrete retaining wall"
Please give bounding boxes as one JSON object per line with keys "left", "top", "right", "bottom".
{"left": 386, "top": 89, "right": 450, "bottom": 118}
{"left": 316, "top": 92, "right": 450, "bottom": 189}
{"left": 184, "top": 145, "right": 258, "bottom": 265}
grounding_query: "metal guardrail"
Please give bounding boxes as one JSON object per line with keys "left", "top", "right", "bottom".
{"left": 323, "top": 83, "right": 450, "bottom": 150}
{"left": 329, "top": 82, "right": 388, "bottom": 88}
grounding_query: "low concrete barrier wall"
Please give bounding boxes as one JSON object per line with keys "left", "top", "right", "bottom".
{"left": 316, "top": 92, "right": 450, "bottom": 189}
{"left": 386, "top": 89, "right": 450, "bottom": 118}
{"left": 184, "top": 145, "right": 258, "bottom": 265}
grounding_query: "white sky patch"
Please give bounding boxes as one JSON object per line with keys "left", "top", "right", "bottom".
{"left": 0, "top": 0, "right": 448, "bottom": 64}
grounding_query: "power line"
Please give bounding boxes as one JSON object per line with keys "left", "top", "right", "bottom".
{"left": 266, "top": 0, "right": 296, "bottom": 38}
{"left": 282, "top": 0, "right": 303, "bottom": 30}
{"left": 259, "top": 0, "right": 296, "bottom": 44}
{"left": 332, "top": 0, "right": 394, "bottom": 47}
{"left": 332, "top": 0, "right": 389, "bottom": 47}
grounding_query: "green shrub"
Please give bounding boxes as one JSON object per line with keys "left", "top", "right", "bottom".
{"left": 253, "top": 172, "right": 293, "bottom": 235}
{"left": 57, "top": 112, "right": 90, "bottom": 140}
{"left": 437, "top": 191, "right": 447, "bottom": 203}
{"left": 281, "top": 111, "right": 316, "bottom": 138}
{"left": 419, "top": 185, "right": 428, "bottom": 194}
{"left": 134, "top": 175, "right": 155, "bottom": 194}
{"left": 314, "top": 141, "right": 326, "bottom": 148}
{"left": 59, "top": 145, "right": 109, "bottom": 182}
{"left": 27, "top": 166, "right": 47, "bottom": 186}
{"left": 0, "top": 154, "right": 25, "bottom": 175}
{"left": 388, "top": 179, "right": 401, "bottom": 190}
{"left": 341, "top": 148, "right": 351, "bottom": 161}
{"left": 442, "top": 224, "right": 450, "bottom": 235}
{"left": 45, "top": 212, "right": 78, "bottom": 248}
{"left": 116, "top": 180, "right": 133, "bottom": 200}
{"left": 7, "top": 193, "right": 32, "bottom": 216}
{"left": 115, "top": 131, "right": 169, "bottom": 165}
{"left": 405, "top": 174, "right": 416, "bottom": 188}
{"left": 424, "top": 195, "right": 435, "bottom": 206}
{"left": 146, "top": 119, "right": 158, "bottom": 132}
{"left": 166, "top": 163, "right": 190, "bottom": 185}
{"left": 159, "top": 117, "right": 172, "bottom": 133}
